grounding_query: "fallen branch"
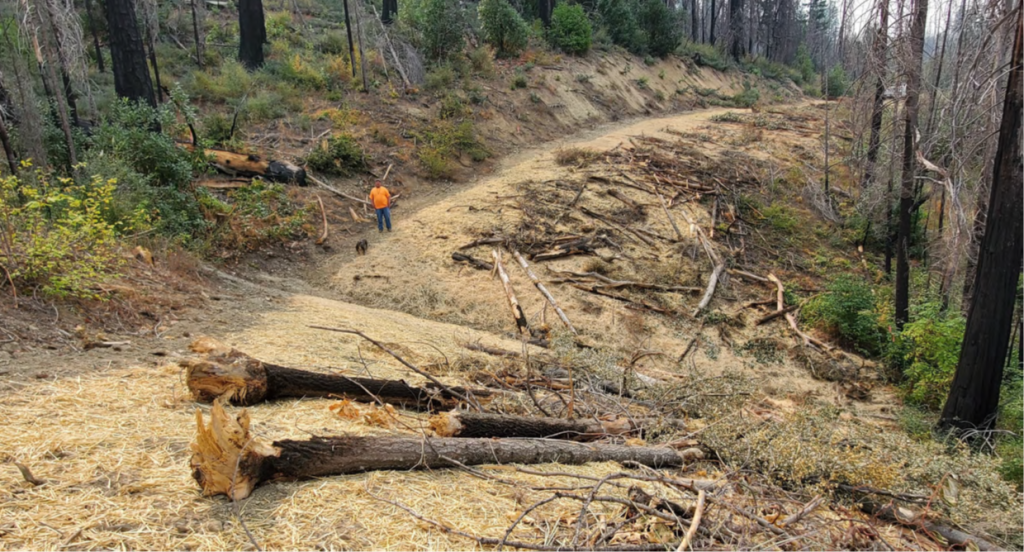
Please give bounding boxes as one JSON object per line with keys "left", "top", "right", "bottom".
{"left": 676, "top": 206, "right": 724, "bottom": 315}
{"left": 191, "top": 401, "right": 690, "bottom": 500}
{"left": 755, "top": 304, "right": 800, "bottom": 325}
{"left": 183, "top": 338, "right": 492, "bottom": 410}
{"left": 676, "top": 489, "right": 704, "bottom": 551}
{"left": 307, "top": 172, "right": 372, "bottom": 206}
{"left": 513, "top": 250, "right": 577, "bottom": 335}
{"left": 14, "top": 462, "right": 45, "bottom": 486}
{"left": 451, "top": 252, "right": 494, "bottom": 270}
{"left": 766, "top": 273, "right": 831, "bottom": 351}
{"left": 570, "top": 284, "right": 674, "bottom": 315}
{"left": 858, "top": 500, "right": 1000, "bottom": 551}
{"left": 653, "top": 178, "right": 684, "bottom": 242}
{"left": 493, "top": 250, "right": 530, "bottom": 336}
{"left": 314, "top": 194, "right": 329, "bottom": 245}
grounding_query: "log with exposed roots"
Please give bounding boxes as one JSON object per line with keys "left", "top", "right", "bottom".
{"left": 191, "top": 401, "right": 692, "bottom": 500}
{"left": 182, "top": 337, "right": 492, "bottom": 410}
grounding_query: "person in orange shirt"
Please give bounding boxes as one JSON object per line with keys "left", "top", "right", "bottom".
{"left": 368, "top": 180, "right": 392, "bottom": 232}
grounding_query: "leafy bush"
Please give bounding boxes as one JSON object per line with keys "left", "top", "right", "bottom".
{"left": 422, "top": 0, "right": 465, "bottom": 61}
{"left": 761, "top": 202, "right": 797, "bottom": 233}
{"left": 511, "top": 70, "right": 528, "bottom": 89}
{"left": 424, "top": 64, "right": 457, "bottom": 91}
{"left": 478, "top": 0, "right": 529, "bottom": 58}
{"left": 0, "top": 169, "right": 139, "bottom": 299}
{"left": 824, "top": 64, "right": 848, "bottom": 98}
{"left": 597, "top": 0, "right": 644, "bottom": 54}
{"left": 468, "top": 46, "right": 496, "bottom": 76}
{"left": 189, "top": 60, "right": 253, "bottom": 103}
{"left": 305, "top": 134, "right": 367, "bottom": 176}
{"left": 637, "top": 0, "right": 682, "bottom": 58}
{"left": 548, "top": 4, "right": 592, "bottom": 55}
{"left": 678, "top": 42, "right": 729, "bottom": 71}
{"left": 317, "top": 31, "right": 349, "bottom": 56}
{"left": 415, "top": 120, "right": 488, "bottom": 179}
{"left": 896, "top": 303, "right": 965, "bottom": 409}
{"left": 207, "top": 181, "right": 310, "bottom": 253}
{"left": 730, "top": 80, "right": 760, "bottom": 107}
{"left": 804, "top": 274, "right": 887, "bottom": 356}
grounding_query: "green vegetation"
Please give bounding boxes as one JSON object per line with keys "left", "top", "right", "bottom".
{"left": 637, "top": 0, "right": 682, "bottom": 58}
{"left": 678, "top": 42, "right": 729, "bottom": 71}
{"left": 478, "top": 0, "right": 529, "bottom": 58}
{"left": 422, "top": 0, "right": 466, "bottom": 61}
{"left": 415, "top": 120, "right": 489, "bottom": 179}
{"left": 803, "top": 274, "right": 886, "bottom": 356}
{"left": 824, "top": 64, "right": 848, "bottom": 98}
{"left": 548, "top": 4, "right": 592, "bottom": 55}
{"left": 597, "top": 0, "right": 644, "bottom": 54}
{"left": 305, "top": 134, "right": 367, "bottom": 176}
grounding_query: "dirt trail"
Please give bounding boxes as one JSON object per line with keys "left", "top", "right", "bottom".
{"left": 0, "top": 101, "right": 904, "bottom": 551}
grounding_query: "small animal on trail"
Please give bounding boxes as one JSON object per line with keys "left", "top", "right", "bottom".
{"left": 355, "top": 239, "right": 368, "bottom": 255}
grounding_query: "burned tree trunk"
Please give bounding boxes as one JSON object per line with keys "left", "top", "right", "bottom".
{"left": 192, "top": 401, "right": 688, "bottom": 500}
{"left": 939, "top": 4, "right": 1022, "bottom": 432}
{"left": 894, "top": 0, "right": 929, "bottom": 329}
{"left": 238, "top": 0, "right": 267, "bottom": 70}
{"left": 861, "top": 0, "right": 888, "bottom": 189}
{"left": 183, "top": 339, "right": 492, "bottom": 410}
{"left": 0, "top": 104, "right": 16, "bottom": 174}
{"left": 104, "top": 0, "right": 157, "bottom": 107}
{"left": 429, "top": 411, "right": 637, "bottom": 440}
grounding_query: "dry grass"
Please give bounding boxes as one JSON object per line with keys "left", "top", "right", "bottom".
{"left": 553, "top": 147, "right": 600, "bottom": 167}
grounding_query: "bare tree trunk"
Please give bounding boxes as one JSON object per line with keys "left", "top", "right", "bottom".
{"left": 895, "top": 0, "right": 930, "bottom": 329}
{"left": 354, "top": 0, "right": 368, "bottom": 92}
{"left": 0, "top": 77, "right": 17, "bottom": 173}
{"left": 26, "top": 0, "right": 76, "bottom": 171}
{"left": 691, "top": 0, "right": 700, "bottom": 42}
{"left": 342, "top": 0, "right": 357, "bottom": 78}
{"left": 710, "top": 0, "right": 717, "bottom": 44}
{"left": 940, "top": 1, "right": 1022, "bottom": 431}
{"left": 862, "top": 0, "right": 889, "bottom": 190}
{"left": 925, "top": 0, "right": 954, "bottom": 139}
{"left": 84, "top": 0, "right": 104, "bottom": 72}
{"left": 190, "top": 0, "right": 204, "bottom": 68}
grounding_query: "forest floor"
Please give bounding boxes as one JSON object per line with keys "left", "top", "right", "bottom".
{"left": 2, "top": 62, "right": 1022, "bottom": 550}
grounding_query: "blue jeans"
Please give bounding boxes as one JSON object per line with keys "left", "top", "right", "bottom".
{"left": 375, "top": 207, "right": 392, "bottom": 231}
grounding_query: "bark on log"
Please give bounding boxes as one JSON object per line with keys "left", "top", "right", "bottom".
{"left": 429, "top": 411, "right": 637, "bottom": 440}
{"left": 513, "top": 250, "right": 577, "bottom": 335}
{"left": 858, "top": 501, "right": 1000, "bottom": 551}
{"left": 192, "top": 401, "right": 689, "bottom": 499}
{"left": 182, "top": 338, "right": 491, "bottom": 410}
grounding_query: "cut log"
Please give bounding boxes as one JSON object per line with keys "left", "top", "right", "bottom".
{"left": 451, "top": 252, "right": 493, "bottom": 271}
{"left": 512, "top": 250, "right": 577, "bottom": 335}
{"left": 182, "top": 338, "right": 492, "bottom": 410}
{"left": 492, "top": 249, "right": 530, "bottom": 335}
{"left": 430, "top": 411, "right": 638, "bottom": 440}
{"left": 571, "top": 284, "right": 674, "bottom": 315}
{"left": 858, "top": 501, "right": 1000, "bottom": 551}
{"left": 192, "top": 401, "right": 689, "bottom": 499}
{"left": 184, "top": 144, "right": 306, "bottom": 185}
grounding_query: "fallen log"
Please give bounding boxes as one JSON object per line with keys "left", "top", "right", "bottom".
{"left": 307, "top": 172, "right": 373, "bottom": 206}
{"left": 676, "top": 205, "right": 724, "bottom": 316}
{"left": 766, "top": 273, "right": 832, "bottom": 351}
{"left": 571, "top": 284, "right": 675, "bottom": 315}
{"left": 755, "top": 304, "right": 800, "bottom": 325}
{"left": 182, "top": 339, "right": 492, "bottom": 410}
{"left": 429, "top": 411, "right": 636, "bottom": 440}
{"left": 184, "top": 144, "right": 306, "bottom": 185}
{"left": 192, "top": 401, "right": 691, "bottom": 500}
{"left": 451, "top": 252, "right": 493, "bottom": 271}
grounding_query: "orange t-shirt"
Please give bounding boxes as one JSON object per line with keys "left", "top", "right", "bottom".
{"left": 369, "top": 186, "right": 391, "bottom": 209}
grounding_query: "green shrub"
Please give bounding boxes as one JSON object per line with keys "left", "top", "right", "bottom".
{"left": 637, "top": 0, "right": 682, "bottom": 58}
{"left": 678, "top": 42, "right": 729, "bottom": 71}
{"left": 415, "top": 120, "right": 488, "bottom": 179}
{"left": 761, "top": 202, "right": 797, "bottom": 232}
{"left": 424, "top": 63, "right": 457, "bottom": 91}
{"left": 189, "top": 60, "right": 253, "bottom": 103}
{"left": 597, "top": 0, "right": 644, "bottom": 54}
{"left": 210, "top": 181, "right": 309, "bottom": 253}
{"left": 422, "top": 0, "right": 465, "bottom": 61}
{"left": 478, "top": 0, "right": 530, "bottom": 58}
{"left": 997, "top": 379, "right": 1023, "bottom": 489}
{"left": 468, "top": 46, "right": 496, "bottom": 76}
{"left": 317, "top": 32, "right": 350, "bottom": 56}
{"left": 548, "top": 4, "right": 592, "bottom": 55}
{"left": 439, "top": 92, "right": 466, "bottom": 119}
{"left": 895, "top": 303, "right": 965, "bottom": 409}
{"left": 731, "top": 80, "right": 760, "bottom": 107}
{"left": 305, "top": 134, "right": 367, "bottom": 176}
{"left": 824, "top": 64, "right": 848, "bottom": 98}
{"left": 803, "top": 274, "right": 886, "bottom": 356}
{"left": 0, "top": 170, "right": 139, "bottom": 299}
{"left": 511, "top": 71, "right": 528, "bottom": 89}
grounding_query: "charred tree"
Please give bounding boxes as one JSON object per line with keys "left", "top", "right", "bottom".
{"left": 894, "top": 0, "right": 929, "bottom": 329}
{"left": 729, "top": 0, "right": 745, "bottom": 59}
{"left": 939, "top": 4, "right": 1022, "bottom": 432}
{"left": 238, "top": 0, "right": 267, "bottom": 70}
{"left": 538, "top": 0, "right": 555, "bottom": 27}
{"left": 861, "top": 0, "right": 888, "bottom": 190}
{"left": 691, "top": 0, "right": 699, "bottom": 42}
{"left": 104, "top": 0, "right": 157, "bottom": 107}
{"left": 342, "top": 0, "right": 357, "bottom": 77}
{"left": 709, "top": 0, "right": 717, "bottom": 44}
{"left": 382, "top": 0, "right": 397, "bottom": 24}
{"left": 191, "top": 401, "right": 689, "bottom": 500}
{"left": 191, "top": 0, "right": 205, "bottom": 68}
